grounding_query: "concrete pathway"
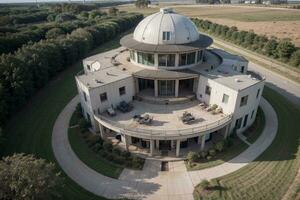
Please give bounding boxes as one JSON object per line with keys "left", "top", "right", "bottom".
{"left": 52, "top": 96, "right": 277, "bottom": 200}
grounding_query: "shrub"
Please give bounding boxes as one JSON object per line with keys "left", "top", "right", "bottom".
{"left": 225, "top": 138, "right": 233, "bottom": 147}
{"left": 214, "top": 141, "right": 225, "bottom": 152}
{"left": 121, "top": 150, "right": 131, "bottom": 158}
{"left": 106, "top": 153, "right": 114, "bottom": 161}
{"left": 92, "top": 143, "right": 102, "bottom": 152}
{"left": 103, "top": 141, "right": 113, "bottom": 152}
{"left": 78, "top": 118, "right": 90, "bottom": 132}
{"left": 206, "top": 155, "right": 212, "bottom": 160}
{"left": 208, "top": 149, "right": 216, "bottom": 157}
{"left": 200, "top": 151, "right": 208, "bottom": 159}
{"left": 112, "top": 147, "right": 121, "bottom": 155}
{"left": 113, "top": 156, "right": 125, "bottom": 165}
{"left": 187, "top": 151, "right": 198, "bottom": 163}
{"left": 98, "top": 150, "right": 107, "bottom": 158}
{"left": 199, "top": 179, "right": 210, "bottom": 190}
{"left": 132, "top": 156, "right": 144, "bottom": 169}
{"left": 86, "top": 134, "right": 101, "bottom": 146}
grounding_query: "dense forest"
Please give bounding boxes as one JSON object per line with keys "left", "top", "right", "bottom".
{"left": 0, "top": 3, "right": 143, "bottom": 150}
{"left": 192, "top": 18, "right": 300, "bottom": 68}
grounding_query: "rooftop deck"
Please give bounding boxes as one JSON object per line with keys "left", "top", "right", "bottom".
{"left": 95, "top": 100, "right": 232, "bottom": 140}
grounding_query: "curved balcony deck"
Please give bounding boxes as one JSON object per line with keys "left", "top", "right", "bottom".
{"left": 94, "top": 100, "right": 232, "bottom": 140}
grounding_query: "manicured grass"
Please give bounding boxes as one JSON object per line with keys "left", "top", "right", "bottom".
{"left": 68, "top": 117, "right": 123, "bottom": 178}
{"left": 187, "top": 107, "right": 265, "bottom": 171}
{"left": 186, "top": 138, "right": 248, "bottom": 171}
{"left": 2, "top": 36, "right": 123, "bottom": 200}
{"left": 194, "top": 87, "right": 300, "bottom": 200}
{"left": 244, "top": 107, "right": 265, "bottom": 144}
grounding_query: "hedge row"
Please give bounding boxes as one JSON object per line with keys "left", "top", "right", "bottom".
{"left": 0, "top": 13, "right": 143, "bottom": 127}
{"left": 192, "top": 18, "right": 300, "bottom": 68}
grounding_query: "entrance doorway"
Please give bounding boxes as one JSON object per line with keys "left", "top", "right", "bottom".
{"left": 158, "top": 80, "right": 175, "bottom": 96}
{"left": 138, "top": 78, "right": 154, "bottom": 95}
{"left": 159, "top": 140, "right": 171, "bottom": 151}
{"left": 179, "top": 78, "right": 194, "bottom": 96}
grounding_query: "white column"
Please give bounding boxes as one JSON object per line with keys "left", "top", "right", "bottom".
{"left": 197, "top": 136, "right": 201, "bottom": 144}
{"left": 135, "top": 78, "right": 139, "bottom": 94}
{"left": 176, "top": 139, "right": 181, "bottom": 157}
{"left": 150, "top": 139, "right": 154, "bottom": 156}
{"left": 154, "top": 80, "right": 158, "bottom": 97}
{"left": 99, "top": 124, "right": 105, "bottom": 139}
{"left": 224, "top": 124, "right": 230, "bottom": 139}
{"left": 123, "top": 134, "right": 130, "bottom": 151}
{"left": 175, "top": 79, "right": 179, "bottom": 97}
{"left": 201, "top": 134, "right": 206, "bottom": 151}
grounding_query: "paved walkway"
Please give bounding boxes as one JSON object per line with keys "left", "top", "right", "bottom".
{"left": 52, "top": 96, "right": 277, "bottom": 200}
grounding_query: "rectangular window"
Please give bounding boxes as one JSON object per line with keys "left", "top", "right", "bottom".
{"left": 158, "top": 54, "right": 175, "bottom": 67}
{"left": 222, "top": 94, "right": 229, "bottom": 104}
{"left": 197, "top": 50, "right": 203, "bottom": 62}
{"left": 187, "top": 52, "right": 196, "bottom": 65}
{"left": 240, "top": 95, "right": 248, "bottom": 107}
{"left": 87, "top": 64, "right": 90, "bottom": 70}
{"left": 256, "top": 89, "right": 260, "bottom": 99}
{"left": 235, "top": 117, "right": 242, "bottom": 129}
{"left": 137, "top": 52, "right": 154, "bottom": 66}
{"left": 243, "top": 114, "right": 249, "bottom": 127}
{"left": 205, "top": 86, "right": 211, "bottom": 95}
{"left": 129, "top": 50, "right": 135, "bottom": 61}
{"left": 179, "top": 53, "right": 187, "bottom": 66}
{"left": 83, "top": 91, "right": 87, "bottom": 102}
{"left": 100, "top": 92, "right": 107, "bottom": 102}
{"left": 119, "top": 86, "right": 126, "bottom": 96}
{"left": 162, "top": 31, "right": 171, "bottom": 41}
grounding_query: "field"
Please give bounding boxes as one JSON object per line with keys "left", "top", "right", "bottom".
{"left": 118, "top": 4, "right": 300, "bottom": 46}
{"left": 194, "top": 87, "right": 300, "bottom": 200}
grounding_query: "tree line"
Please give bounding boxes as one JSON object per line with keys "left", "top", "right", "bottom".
{"left": 0, "top": 13, "right": 143, "bottom": 133}
{"left": 192, "top": 18, "right": 300, "bottom": 68}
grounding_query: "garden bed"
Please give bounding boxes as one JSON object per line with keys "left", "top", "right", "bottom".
{"left": 68, "top": 105, "right": 145, "bottom": 179}
{"left": 186, "top": 107, "right": 265, "bottom": 171}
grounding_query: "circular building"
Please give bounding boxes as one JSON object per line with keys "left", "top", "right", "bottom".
{"left": 75, "top": 8, "right": 265, "bottom": 158}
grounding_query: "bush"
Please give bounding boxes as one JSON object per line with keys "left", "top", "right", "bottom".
{"left": 103, "top": 141, "right": 113, "bottom": 152}
{"left": 214, "top": 141, "right": 225, "bottom": 152}
{"left": 92, "top": 143, "right": 102, "bottom": 152}
{"left": 200, "top": 151, "right": 208, "bottom": 159}
{"left": 187, "top": 151, "right": 198, "bottom": 163}
{"left": 225, "top": 138, "right": 233, "bottom": 147}
{"left": 206, "top": 155, "right": 212, "bottom": 160}
{"left": 98, "top": 150, "right": 107, "bottom": 158}
{"left": 132, "top": 156, "right": 144, "bottom": 169}
{"left": 106, "top": 153, "right": 114, "bottom": 161}
{"left": 86, "top": 134, "right": 101, "bottom": 146}
{"left": 208, "top": 149, "right": 216, "bottom": 157}
{"left": 78, "top": 118, "right": 90, "bottom": 132}
{"left": 113, "top": 156, "right": 125, "bottom": 165}
{"left": 112, "top": 147, "right": 121, "bottom": 155}
{"left": 199, "top": 179, "right": 210, "bottom": 190}
{"left": 121, "top": 150, "right": 131, "bottom": 158}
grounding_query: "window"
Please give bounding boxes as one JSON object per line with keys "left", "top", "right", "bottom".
{"left": 251, "top": 110, "right": 255, "bottom": 119}
{"left": 197, "top": 50, "right": 203, "bottom": 62}
{"left": 256, "top": 89, "right": 260, "bottom": 99}
{"left": 179, "top": 52, "right": 196, "bottom": 66}
{"left": 162, "top": 31, "right": 171, "bottom": 41}
{"left": 222, "top": 94, "right": 229, "bottom": 104}
{"left": 205, "top": 86, "right": 211, "bottom": 95}
{"left": 240, "top": 95, "right": 248, "bottom": 107}
{"left": 129, "top": 50, "right": 135, "bottom": 61}
{"left": 235, "top": 117, "right": 242, "bottom": 129}
{"left": 158, "top": 54, "right": 175, "bottom": 67}
{"left": 137, "top": 52, "right": 154, "bottom": 66}
{"left": 83, "top": 91, "right": 87, "bottom": 102}
{"left": 119, "top": 86, "right": 126, "bottom": 96}
{"left": 241, "top": 66, "right": 245, "bottom": 73}
{"left": 100, "top": 92, "right": 107, "bottom": 102}
{"left": 87, "top": 64, "right": 90, "bottom": 70}
{"left": 243, "top": 114, "right": 249, "bottom": 127}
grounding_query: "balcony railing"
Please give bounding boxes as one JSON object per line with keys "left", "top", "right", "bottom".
{"left": 96, "top": 114, "right": 233, "bottom": 139}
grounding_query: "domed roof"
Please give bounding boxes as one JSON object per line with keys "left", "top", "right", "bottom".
{"left": 133, "top": 8, "right": 200, "bottom": 45}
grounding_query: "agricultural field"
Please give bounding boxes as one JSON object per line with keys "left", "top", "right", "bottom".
{"left": 117, "top": 4, "right": 300, "bottom": 46}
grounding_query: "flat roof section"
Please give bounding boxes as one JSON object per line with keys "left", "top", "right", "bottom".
{"left": 120, "top": 33, "right": 213, "bottom": 53}
{"left": 76, "top": 67, "right": 132, "bottom": 88}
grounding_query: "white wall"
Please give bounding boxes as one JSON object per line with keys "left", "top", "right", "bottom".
{"left": 197, "top": 75, "right": 238, "bottom": 115}
{"left": 222, "top": 58, "right": 248, "bottom": 74}
{"left": 76, "top": 76, "right": 135, "bottom": 131}
{"left": 232, "top": 81, "right": 265, "bottom": 133}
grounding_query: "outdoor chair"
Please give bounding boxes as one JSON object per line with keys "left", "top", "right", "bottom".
{"left": 181, "top": 112, "right": 195, "bottom": 124}
{"left": 117, "top": 101, "right": 133, "bottom": 113}
{"left": 107, "top": 107, "right": 116, "bottom": 116}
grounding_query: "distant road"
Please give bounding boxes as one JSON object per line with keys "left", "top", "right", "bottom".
{"left": 212, "top": 39, "right": 300, "bottom": 107}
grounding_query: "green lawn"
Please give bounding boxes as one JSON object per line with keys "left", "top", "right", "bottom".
{"left": 194, "top": 87, "right": 300, "bottom": 200}
{"left": 2, "top": 35, "right": 123, "bottom": 200}
{"left": 68, "top": 119, "right": 123, "bottom": 178}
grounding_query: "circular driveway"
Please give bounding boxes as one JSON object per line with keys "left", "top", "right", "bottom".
{"left": 52, "top": 96, "right": 277, "bottom": 200}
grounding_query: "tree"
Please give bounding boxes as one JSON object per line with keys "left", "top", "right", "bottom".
{"left": 289, "top": 50, "right": 300, "bottom": 68}
{"left": 187, "top": 151, "right": 198, "bottom": 163}
{"left": 264, "top": 38, "right": 278, "bottom": 57}
{"left": 135, "top": 0, "right": 149, "bottom": 8}
{"left": 276, "top": 39, "right": 296, "bottom": 61}
{"left": 0, "top": 153, "right": 62, "bottom": 200}
{"left": 45, "top": 28, "right": 65, "bottom": 39}
{"left": 108, "top": 7, "right": 119, "bottom": 16}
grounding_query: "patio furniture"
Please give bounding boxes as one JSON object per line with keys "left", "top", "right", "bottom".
{"left": 181, "top": 111, "right": 195, "bottom": 124}
{"left": 107, "top": 107, "right": 116, "bottom": 116}
{"left": 138, "top": 114, "right": 153, "bottom": 125}
{"left": 117, "top": 101, "right": 133, "bottom": 113}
